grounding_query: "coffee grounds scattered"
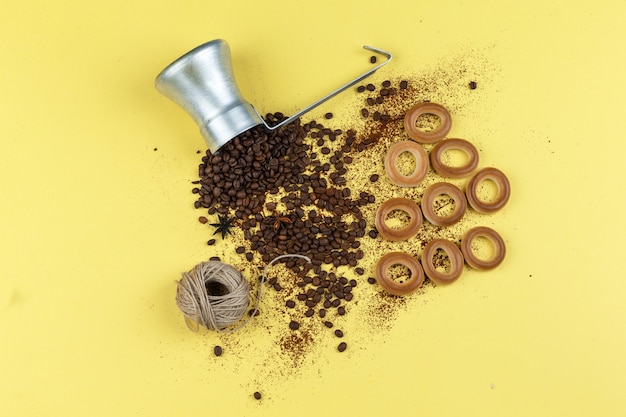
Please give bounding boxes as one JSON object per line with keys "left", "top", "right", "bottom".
{"left": 193, "top": 49, "right": 499, "bottom": 395}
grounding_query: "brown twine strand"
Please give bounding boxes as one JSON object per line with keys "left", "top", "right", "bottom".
{"left": 176, "top": 254, "right": 311, "bottom": 333}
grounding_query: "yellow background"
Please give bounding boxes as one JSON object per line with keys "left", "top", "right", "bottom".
{"left": 2, "top": 1, "right": 626, "bottom": 416}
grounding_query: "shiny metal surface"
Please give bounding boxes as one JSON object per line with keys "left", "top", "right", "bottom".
{"left": 155, "top": 39, "right": 392, "bottom": 153}
{"left": 155, "top": 39, "right": 261, "bottom": 153}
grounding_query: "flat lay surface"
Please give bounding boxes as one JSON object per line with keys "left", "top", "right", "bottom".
{"left": 1, "top": 1, "right": 625, "bottom": 416}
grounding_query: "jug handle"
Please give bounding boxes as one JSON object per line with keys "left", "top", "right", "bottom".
{"left": 254, "top": 45, "right": 392, "bottom": 131}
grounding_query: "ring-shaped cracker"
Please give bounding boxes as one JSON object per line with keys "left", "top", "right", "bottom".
{"left": 375, "top": 198, "right": 423, "bottom": 241}
{"left": 384, "top": 140, "right": 429, "bottom": 187}
{"left": 421, "top": 182, "right": 467, "bottom": 227}
{"left": 430, "top": 138, "right": 479, "bottom": 178}
{"left": 421, "top": 239, "right": 464, "bottom": 284}
{"left": 375, "top": 252, "right": 425, "bottom": 295}
{"left": 465, "top": 167, "right": 511, "bottom": 213}
{"left": 461, "top": 226, "right": 506, "bottom": 270}
{"left": 404, "top": 102, "right": 452, "bottom": 144}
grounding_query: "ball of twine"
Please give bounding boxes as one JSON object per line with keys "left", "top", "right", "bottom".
{"left": 175, "top": 255, "right": 311, "bottom": 333}
{"left": 176, "top": 261, "right": 250, "bottom": 332}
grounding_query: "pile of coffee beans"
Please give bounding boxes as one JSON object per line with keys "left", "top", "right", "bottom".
{"left": 192, "top": 113, "right": 310, "bottom": 217}
{"left": 193, "top": 111, "right": 383, "bottom": 347}
{"left": 194, "top": 80, "right": 413, "bottom": 357}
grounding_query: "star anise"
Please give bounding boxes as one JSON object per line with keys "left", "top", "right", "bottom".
{"left": 266, "top": 211, "right": 292, "bottom": 231}
{"left": 209, "top": 215, "right": 235, "bottom": 239}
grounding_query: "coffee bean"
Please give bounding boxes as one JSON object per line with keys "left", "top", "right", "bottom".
{"left": 367, "top": 277, "right": 376, "bottom": 284}
{"left": 249, "top": 308, "right": 260, "bottom": 316}
{"left": 324, "top": 321, "right": 334, "bottom": 328}
{"left": 286, "top": 300, "right": 296, "bottom": 308}
{"left": 214, "top": 345, "right": 223, "bottom": 356}
{"left": 382, "top": 80, "right": 391, "bottom": 88}
{"left": 338, "top": 342, "right": 347, "bottom": 352}
{"left": 370, "top": 55, "right": 377, "bottom": 64}
{"left": 367, "top": 97, "right": 375, "bottom": 106}
{"left": 324, "top": 112, "right": 333, "bottom": 119}
{"left": 319, "top": 309, "right": 326, "bottom": 318}
{"left": 400, "top": 80, "right": 408, "bottom": 89}
{"left": 289, "top": 320, "right": 300, "bottom": 330}
{"left": 337, "top": 306, "right": 346, "bottom": 315}
{"left": 199, "top": 216, "right": 208, "bottom": 224}
{"left": 360, "top": 108, "right": 369, "bottom": 118}
{"left": 207, "top": 239, "right": 216, "bottom": 246}
{"left": 369, "top": 174, "right": 379, "bottom": 182}
{"left": 334, "top": 329, "right": 343, "bottom": 338}
{"left": 469, "top": 81, "right": 477, "bottom": 89}
{"left": 357, "top": 85, "right": 366, "bottom": 92}
{"left": 305, "top": 309, "right": 315, "bottom": 317}
{"left": 236, "top": 246, "right": 246, "bottom": 254}
{"left": 355, "top": 267, "right": 364, "bottom": 275}
{"left": 366, "top": 83, "right": 375, "bottom": 91}
{"left": 253, "top": 392, "right": 262, "bottom": 400}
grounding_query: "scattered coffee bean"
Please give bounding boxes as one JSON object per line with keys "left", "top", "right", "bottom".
{"left": 319, "top": 309, "right": 326, "bottom": 318}
{"left": 400, "top": 80, "right": 408, "bottom": 89}
{"left": 361, "top": 108, "right": 369, "bottom": 118}
{"left": 368, "top": 229, "right": 378, "bottom": 238}
{"left": 253, "top": 392, "right": 262, "bottom": 400}
{"left": 357, "top": 85, "right": 366, "bottom": 93}
{"left": 248, "top": 308, "right": 260, "bottom": 316}
{"left": 382, "top": 80, "right": 391, "bottom": 88}
{"left": 305, "top": 309, "right": 315, "bottom": 317}
{"left": 286, "top": 300, "right": 296, "bottom": 308}
{"left": 214, "top": 345, "right": 223, "bottom": 356}
{"left": 469, "top": 81, "right": 477, "bottom": 89}
{"left": 366, "top": 83, "right": 375, "bottom": 91}
{"left": 334, "top": 329, "right": 344, "bottom": 338}
{"left": 236, "top": 246, "right": 246, "bottom": 254}
{"left": 370, "top": 55, "right": 377, "bottom": 64}
{"left": 324, "top": 321, "right": 334, "bottom": 328}
{"left": 338, "top": 342, "right": 347, "bottom": 352}
{"left": 337, "top": 306, "right": 346, "bottom": 315}
{"left": 289, "top": 320, "right": 300, "bottom": 330}
{"left": 207, "top": 239, "right": 216, "bottom": 246}
{"left": 369, "top": 174, "right": 379, "bottom": 182}
{"left": 367, "top": 277, "right": 376, "bottom": 284}
{"left": 199, "top": 216, "right": 208, "bottom": 224}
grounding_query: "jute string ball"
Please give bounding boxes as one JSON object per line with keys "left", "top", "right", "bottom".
{"left": 176, "top": 254, "right": 310, "bottom": 333}
{"left": 176, "top": 261, "right": 250, "bottom": 332}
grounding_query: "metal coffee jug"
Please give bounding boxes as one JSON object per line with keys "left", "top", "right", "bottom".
{"left": 155, "top": 39, "right": 391, "bottom": 152}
